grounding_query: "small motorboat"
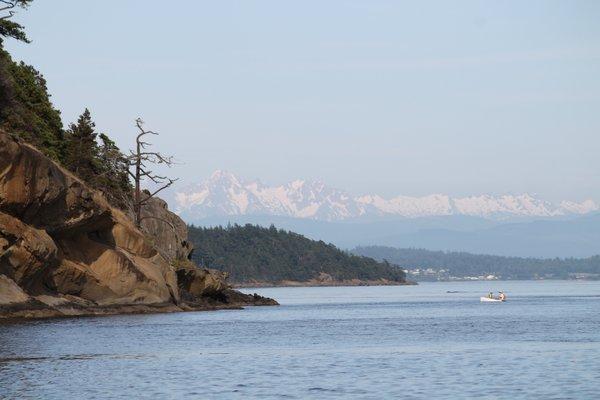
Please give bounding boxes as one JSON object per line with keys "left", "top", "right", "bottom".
{"left": 480, "top": 296, "right": 504, "bottom": 302}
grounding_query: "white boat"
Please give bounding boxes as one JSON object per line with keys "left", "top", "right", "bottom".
{"left": 480, "top": 296, "right": 504, "bottom": 302}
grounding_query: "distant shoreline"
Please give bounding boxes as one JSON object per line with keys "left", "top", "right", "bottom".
{"left": 410, "top": 277, "right": 600, "bottom": 283}
{"left": 233, "top": 279, "right": 417, "bottom": 289}
{"left": 234, "top": 278, "right": 600, "bottom": 289}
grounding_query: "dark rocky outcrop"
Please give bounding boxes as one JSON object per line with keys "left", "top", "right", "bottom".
{"left": 0, "top": 131, "right": 276, "bottom": 319}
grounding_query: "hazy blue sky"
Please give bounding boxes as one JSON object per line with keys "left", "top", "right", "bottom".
{"left": 6, "top": 1, "right": 600, "bottom": 201}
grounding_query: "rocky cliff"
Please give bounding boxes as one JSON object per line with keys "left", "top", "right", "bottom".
{"left": 0, "top": 131, "right": 276, "bottom": 319}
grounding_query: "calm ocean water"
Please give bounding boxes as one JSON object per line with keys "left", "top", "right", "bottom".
{"left": 1, "top": 281, "right": 599, "bottom": 399}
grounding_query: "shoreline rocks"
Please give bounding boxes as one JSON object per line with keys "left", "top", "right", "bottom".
{"left": 0, "top": 131, "right": 277, "bottom": 320}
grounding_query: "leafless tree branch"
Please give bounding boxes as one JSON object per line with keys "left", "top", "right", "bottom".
{"left": 129, "top": 117, "right": 177, "bottom": 227}
{"left": 0, "top": 1, "right": 19, "bottom": 20}
{"left": 0, "top": 11, "right": 14, "bottom": 20}
{"left": 0, "top": 0, "right": 16, "bottom": 12}
{"left": 139, "top": 178, "right": 178, "bottom": 206}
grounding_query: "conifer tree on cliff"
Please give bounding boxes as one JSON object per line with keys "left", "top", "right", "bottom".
{"left": 96, "top": 133, "right": 132, "bottom": 209}
{"left": 127, "top": 118, "right": 177, "bottom": 228}
{"left": 63, "top": 109, "right": 132, "bottom": 209}
{"left": 64, "top": 109, "right": 99, "bottom": 182}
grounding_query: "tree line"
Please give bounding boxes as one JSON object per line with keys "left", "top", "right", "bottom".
{"left": 187, "top": 224, "right": 407, "bottom": 284}
{"left": 353, "top": 246, "right": 600, "bottom": 279}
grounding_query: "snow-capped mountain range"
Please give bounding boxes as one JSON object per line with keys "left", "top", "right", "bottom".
{"left": 175, "top": 170, "right": 599, "bottom": 222}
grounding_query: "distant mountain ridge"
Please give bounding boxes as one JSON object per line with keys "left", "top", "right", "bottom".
{"left": 175, "top": 170, "right": 598, "bottom": 222}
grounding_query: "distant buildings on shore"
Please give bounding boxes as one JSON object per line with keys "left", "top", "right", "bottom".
{"left": 407, "top": 268, "right": 498, "bottom": 281}
{"left": 407, "top": 268, "right": 600, "bottom": 282}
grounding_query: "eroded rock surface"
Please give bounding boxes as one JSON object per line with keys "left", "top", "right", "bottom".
{"left": 0, "top": 131, "right": 276, "bottom": 319}
{"left": 139, "top": 196, "right": 193, "bottom": 262}
{"left": 138, "top": 197, "right": 239, "bottom": 301}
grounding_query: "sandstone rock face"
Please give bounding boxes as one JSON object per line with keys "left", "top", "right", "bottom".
{"left": 0, "top": 131, "right": 276, "bottom": 319}
{"left": 139, "top": 196, "right": 193, "bottom": 262}
{"left": 138, "top": 197, "right": 234, "bottom": 300}
{"left": 175, "top": 260, "right": 229, "bottom": 299}
{"left": 0, "top": 274, "right": 30, "bottom": 305}
{"left": 0, "top": 132, "right": 179, "bottom": 312}
{"left": 0, "top": 211, "right": 59, "bottom": 293}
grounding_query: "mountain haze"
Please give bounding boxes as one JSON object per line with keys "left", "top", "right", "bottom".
{"left": 173, "top": 171, "right": 600, "bottom": 258}
{"left": 175, "top": 171, "right": 598, "bottom": 222}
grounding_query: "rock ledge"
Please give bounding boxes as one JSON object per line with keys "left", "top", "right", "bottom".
{"left": 0, "top": 131, "right": 276, "bottom": 320}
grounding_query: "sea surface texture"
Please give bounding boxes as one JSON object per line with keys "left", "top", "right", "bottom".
{"left": 1, "top": 281, "right": 599, "bottom": 399}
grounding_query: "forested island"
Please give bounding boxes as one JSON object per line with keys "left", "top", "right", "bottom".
{"left": 354, "top": 246, "right": 600, "bottom": 281}
{"left": 188, "top": 224, "right": 409, "bottom": 286}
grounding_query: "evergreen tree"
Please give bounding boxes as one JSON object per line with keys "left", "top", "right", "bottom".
{"left": 187, "top": 224, "right": 407, "bottom": 284}
{"left": 0, "top": 2, "right": 64, "bottom": 160}
{"left": 0, "top": 48, "right": 64, "bottom": 160}
{"left": 0, "top": 1, "right": 133, "bottom": 210}
{"left": 63, "top": 110, "right": 133, "bottom": 209}
{"left": 64, "top": 109, "right": 100, "bottom": 182}
{"left": 97, "top": 133, "right": 132, "bottom": 209}
{"left": 0, "top": 1, "right": 32, "bottom": 44}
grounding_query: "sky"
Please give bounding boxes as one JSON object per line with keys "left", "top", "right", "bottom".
{"left": 5, "top": 0, "right": 600, "bottom": 202}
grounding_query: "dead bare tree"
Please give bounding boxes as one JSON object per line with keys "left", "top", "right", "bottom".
{"left": 0, "top": 0, "right": 30, "bottom": 20}
{"left": 127, "top": 118, "right": 178, "bottom": 227}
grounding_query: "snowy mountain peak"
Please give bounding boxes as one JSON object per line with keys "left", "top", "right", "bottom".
{"left": 208, "top": 169, "right": 242, "bottom": 185}
{"left": 175, "top": 171, "right": 599, "bottom": 222}
{"left": 559, "top": 199, "right": 599, "bottom": 215}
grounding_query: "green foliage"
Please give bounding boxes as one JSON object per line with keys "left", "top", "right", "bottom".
{"left": 353, "top": 246, "right": 600, "bottom": 279}
{"left": 0, "top": 17, "right": 29, "bottom": 43}
{"left": 187, "top": 224, "right": 407, "bottom": 284}
{"left": 0, "top": 2, "right": 132, "bottom": 209}
{"left": 0, "top": 52, "right": 133, "bottom": 206}
{"left": 0, "top": 46, "right": 131, "bottom": 209}
{"left": 0, "top": 47, "right": 64, "bottom": 160}
{"left": 64, "top": 109, "right": 99, "bottom": 181}
{"left": 97, "top": 133, "right": 132, "bottom": 208}
{"left": 63, "top": 109, "right": 132, "bottom": 209}
{"left": 0, "top": 2, "right": 64, "bottom": 159}
{"left": 0, "top": 1, "right": 33, "bottom": 44}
